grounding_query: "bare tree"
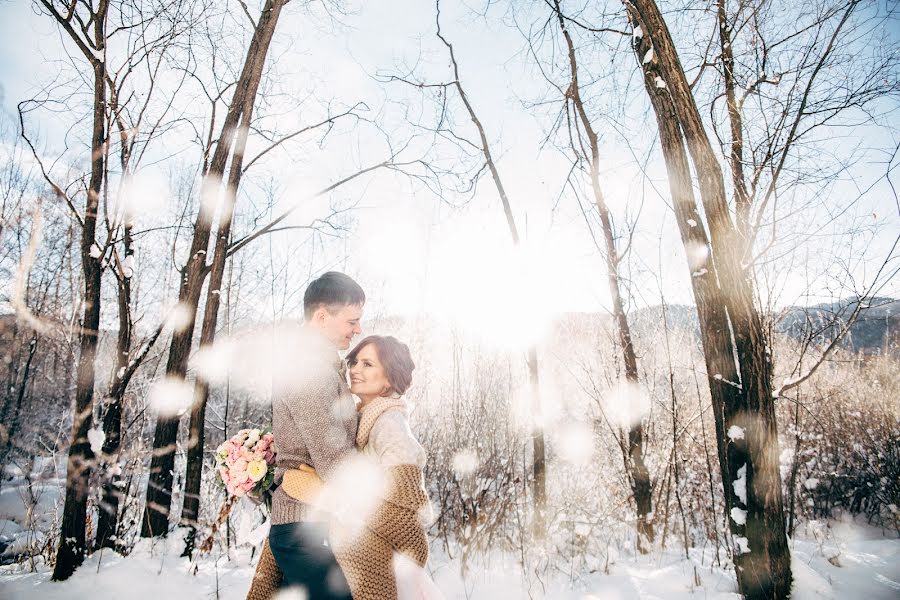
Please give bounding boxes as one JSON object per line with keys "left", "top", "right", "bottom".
{"left": 623, "top": 0, "right": 791, "bottom": 595}
{"left": 141, "top": 0, "right": 292, "bottom": 539}
{"left": 94, "top": 0, "right": 200, "bottom": 550}
{"left": 179, "top": 105, "right": 368, "bottom": 554}
{"left": 548, "top": 0, "right": 653, "bottom": 547}
{"left": 432, "top": 0, "right": 548, "bottom": 532}
{"left": 26, "top": 0, "right": 111, "bottom": 581}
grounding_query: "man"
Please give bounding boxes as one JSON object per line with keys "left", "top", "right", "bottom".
{"left": 267, "top": 271, "right": 364, "bottom": 599}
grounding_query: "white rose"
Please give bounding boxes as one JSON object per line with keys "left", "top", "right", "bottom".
{"left": 244, "top": 429, "right": 261, "bottom": 447}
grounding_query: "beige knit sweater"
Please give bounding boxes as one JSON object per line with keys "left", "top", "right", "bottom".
{"left": 269, "top": 323, "right": 358, "bottom": 525}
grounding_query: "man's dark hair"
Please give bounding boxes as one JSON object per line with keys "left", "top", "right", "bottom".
{"left": 303, "top": 271, "right": 365, "bottom": 320}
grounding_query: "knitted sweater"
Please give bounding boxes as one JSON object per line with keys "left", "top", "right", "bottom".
{"left": 247, "top": 398, "right": 430, "bottom": 600}
{"left": 358, "top": 398, "right": 426, "bottom": 469}
{"left": 269, "top": 323, "right": 357, "bottom": 525}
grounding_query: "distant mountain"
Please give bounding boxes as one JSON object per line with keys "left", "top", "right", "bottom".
{"left": 560, "top": 297, "right": 899, "bottom": 355}
{"left": 777, "top": 297, "right": 899, "bottom": 354}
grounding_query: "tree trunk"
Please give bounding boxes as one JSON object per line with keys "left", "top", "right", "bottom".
{"left": 526, "top": 346, "right": 546, "bottom": 532}
{"left": 141, "top": 0, "right": 289, "bottom": 538}
{"left": 181, "top": 92, "right": 255, "bottom": 555}
{"left": 551, "top": 0, "right": 653, "bottom": 546}
{"left": 626, "top": 2, "right": 791, "bottom": 597}
{"left": 436, "top": 6, "right": 548, "bottom": 532}
{"left": 53, "top": 0, "right": 109, "bottom": 579}
{"left": 0, "top": 336, "right": 37, "bottom": 475}
{"left": 95, "top": 223, "right": 133, "bottom": 550}
{"left": 716, "top": 0, "right": 750, "bottom": 242}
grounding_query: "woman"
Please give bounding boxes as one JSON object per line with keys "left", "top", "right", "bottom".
{"left": 248, "top": 336, "right": 441, "bottom": 600}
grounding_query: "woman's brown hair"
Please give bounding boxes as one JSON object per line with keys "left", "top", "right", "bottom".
{"left": 346, "top": 335, "right": 415, "bottom": 395}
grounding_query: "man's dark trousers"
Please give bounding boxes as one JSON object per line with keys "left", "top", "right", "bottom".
{"left": 269, "top": 521, "right": 353, "bottom": 600}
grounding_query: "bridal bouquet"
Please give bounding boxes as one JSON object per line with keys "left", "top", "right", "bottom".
{"left": 214, "top": 428, "right": 277, "bottom": 499}
{"left": 196, "top": 428, "right": 276, "bottom": 556}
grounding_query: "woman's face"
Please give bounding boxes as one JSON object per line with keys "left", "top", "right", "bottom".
{"left": 349, "top": 343, "right": 390, "bottom": 400}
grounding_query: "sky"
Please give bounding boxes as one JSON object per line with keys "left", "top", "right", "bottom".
{"left": 1, "top": 0, "right": 898, "bottom": 337}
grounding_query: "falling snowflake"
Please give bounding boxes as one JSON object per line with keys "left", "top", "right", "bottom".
{"left": 727, "top": 425, "right": 745, "bottom": 441}
{"left": 452, "top": 449, "right": 479, "bottom": 477}
{"left": 87, "top": 427, "right": 106, "bottom": 454}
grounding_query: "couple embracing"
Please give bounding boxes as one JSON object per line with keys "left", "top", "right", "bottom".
{"left": 246, "top": 272, "right": 442, "bottom": 600}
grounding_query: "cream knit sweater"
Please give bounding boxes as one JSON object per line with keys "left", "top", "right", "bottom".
{"left": 358, "top": 399, "right": 426, "bottom": 469}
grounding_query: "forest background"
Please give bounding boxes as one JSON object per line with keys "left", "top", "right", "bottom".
{"left": 0, "top": 0, "right": 898, "bottom": 598}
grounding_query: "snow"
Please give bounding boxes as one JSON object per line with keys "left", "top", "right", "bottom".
{"left": 804, "top": 478, "right": 820, "bottom": 490}
{"left": 165, "top": 302, "right": 194, "bottom": 333}
{"left": 782, "top": 374, "right": 802, "bottom": 387}
{"left": 730, "top": 507, "right": 747, "bottom": 526}
{"left": 712, "top": 374, "right": 743, "bottom": 390}
{"left": 691, "top": 268, "right": 708, "bottom": 278}
{"left": 643, "top": 48, "right": 654, "bottom": 64}
{"left": 89, "top": 244, "right": 102, "bottom": 259}
{"left": 654, "top": 76, "right": 667, "bottom": 88}
{"left": 554, "top": 422, "right": 594, "bottom": 465}
{"left": 0, "top": 520, "right": 23, "bottom": 537}
{"left": 88, "top": 46, "right": 105, "bottom": 62}
{"left": 451, "top": 449, "right": 479, "bottom": 477}
{"left": 727, "top": 425, "right": 745, "bottom": 442}
{"left": 687, "top": 219, "right": 697, "bottom": 227}
{"left": 87, "top": 427, "right": 105, "bottom": 454}
{"left": 600, "top": 381, "right": 652, "bottom": 430}
{"left": 685, "top": 242, "right": 708, "bottom": 267}
{"left": 122, "top": 254, "right": 135, "bottom": 279}
{"left": 0, "top": 515, "right": 897, "bottom": 599}
{"left": 2, "top": 462, "right": 899, "bottom": 599}
{"left": 1, "top": 531, "right": 46, "bottom": 561}
{"left": 633, "top": 25, "right": 643, "bottom": 39}
{"left": 733, "top": 464, "right": 747, "bottom": 505}
{"left": 148, "top": 376, "right": 195, "bottom": 417}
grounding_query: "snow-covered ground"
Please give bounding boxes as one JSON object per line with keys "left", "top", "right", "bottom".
{"left": 1, "top": 519, "right": 897, "bottom": 599}
{"left": 1, "top": 465, "right": 898, "bottom": 599}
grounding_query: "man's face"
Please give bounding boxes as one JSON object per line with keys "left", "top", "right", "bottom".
{"left": 313, "top": 303, "right": 363, "bottom": 350}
